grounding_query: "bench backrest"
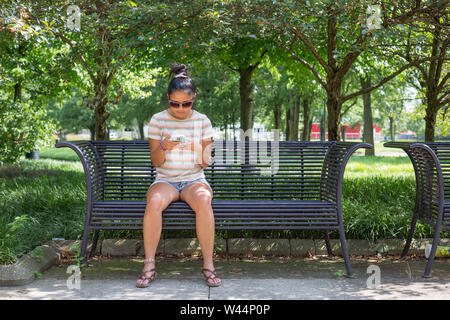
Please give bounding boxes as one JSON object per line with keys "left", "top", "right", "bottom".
{"left": 426, "top": 143, "right": 450, "bottom": 201}
{"left": 88, "top": 140, "right": 334, "bottom": 201}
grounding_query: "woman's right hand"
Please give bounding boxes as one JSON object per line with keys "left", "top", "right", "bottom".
{"left": 160, "top": 134, "right": 180, "bottom": 151}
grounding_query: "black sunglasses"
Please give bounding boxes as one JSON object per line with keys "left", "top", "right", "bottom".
{"left": 169, "top": 99, "right": 194, "bottom": 108}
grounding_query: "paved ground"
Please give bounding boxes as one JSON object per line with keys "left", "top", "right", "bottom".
{"left": 0, "top": 254, "right": 449, "bottom": 300}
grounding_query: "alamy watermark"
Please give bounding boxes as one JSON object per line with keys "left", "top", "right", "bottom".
{"left": 66, "top": 265, "right": 81, "bottom": 290}
{"left": 366, "top": 5, "right": 382, "bottom": 31}
{"left": 164, "top": 128, "right": 281, "bottom": 175}
{"left": 67, "top": 4, "right": 80, "bottom": 31}
{"left": 366, "top": 265, "right": 381, "bottom": 289}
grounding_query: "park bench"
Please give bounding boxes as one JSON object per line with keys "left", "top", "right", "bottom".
{"left": 384, "top": 142, "right": 450, "bottom": 277}
{"left": 56, "top": 139, "right": 371, "bottom": 276}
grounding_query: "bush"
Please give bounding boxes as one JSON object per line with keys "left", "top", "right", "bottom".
{"left": 0, "top": 100, "right": 56, "bottom": 165}
{"left": 0, "top": 215, "right": 40, "bottom": 264}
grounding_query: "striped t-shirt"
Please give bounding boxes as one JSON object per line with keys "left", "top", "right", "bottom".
{"left": 147, "top": 109, "right": 214, "bottom": 182}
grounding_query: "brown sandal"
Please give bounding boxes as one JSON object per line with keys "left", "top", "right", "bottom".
{"left": 202, "top": 268, "right": 222, "bottom": 287}
{"left": 136, "top": 269, "right": 156, "bottom": 288}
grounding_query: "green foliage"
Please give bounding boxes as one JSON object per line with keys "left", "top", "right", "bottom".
{"left": 70, "top": 242, "right": 86, "bottom": 269}
{"left": 191, "top": 61, "right": 240, "bottom": 131}
{"left": 0, "top": 214, "right": 39, "bottom": 264}
{"left": 436, "top": 108, "right": 450, "bottom": 137}
{"left": 31, "top": 245, "right": 43, "bottom": 262}
{"left": 0, "top": 158, "right": 87, "bottom": 265}
{"left": 341, "top": 175, "right": 417, "bottom": 241}
{"left": 0, "top": 99, "right": 56, "bottom": 165}
{"left": 46, "top": 88, "right": 95, "bottom": 137}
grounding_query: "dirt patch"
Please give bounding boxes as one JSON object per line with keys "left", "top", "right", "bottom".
{"left": 76, "top": 252, "right": 430, "bottom": 265}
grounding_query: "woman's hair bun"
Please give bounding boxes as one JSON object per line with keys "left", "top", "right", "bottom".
{"left": 169, "top": 63, "right": 188, "bottom": 78}
{"left": 167, "top": 62, "right": 196, "bottom": 96}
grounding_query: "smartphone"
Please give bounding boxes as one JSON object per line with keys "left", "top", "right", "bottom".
{"left": 170, "top": 135, "right": 186, "bottom": 143}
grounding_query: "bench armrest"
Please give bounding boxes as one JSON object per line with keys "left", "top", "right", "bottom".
{"left": 383, "top": 141, "right": 413, "bottom": 149}
{"left": 384, "top": 141, "right": 445, "bottom": 225}
{"left": 409, "top": 143, "right": 445, "bottom": 225}
{"left": 55, "top": 140, "right": 104, "bottom": 202}
{"left": 320, "top": 142, "right": 372, "bottom": 205}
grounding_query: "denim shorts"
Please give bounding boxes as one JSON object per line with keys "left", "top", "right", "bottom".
{"left": 150, "top": 177, "right": 212, "bottom": 194}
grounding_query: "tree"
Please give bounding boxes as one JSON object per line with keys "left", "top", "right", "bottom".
{"left": 7, "top": 0, "right": 213, "bottom": 140}
{"left": 373, "top": 76, "right": 411, "bottom": 141}
{"left": 47, "top": 87, "right": 95, "bottom": 140}
{"left": 265, "top": 0, "right": 446, "bottom": 140}
{"left": 253, "top": 65, "right": 289, "bottom": 138}
{"left": 190, "top": 61, "right": 240, "bottom": 140}
{"left": 395, "top": 10, "right": 449, "bottom": 141}
{"left": 0, "top": 8, "right": 69, "bottom": 163}
{"left": 212, "top": 36, "right": 270, "bottom": 139}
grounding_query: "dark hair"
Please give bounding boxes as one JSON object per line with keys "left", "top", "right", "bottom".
{"left": 167, "top": 63, "right": 196, "bottom": 97}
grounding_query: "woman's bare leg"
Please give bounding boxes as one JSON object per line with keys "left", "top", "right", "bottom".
{"left": 180, "top": 183, "right": 221, "bottom": 285}
{"left": 137, "top": 182, "right": 179, "bottom": 286}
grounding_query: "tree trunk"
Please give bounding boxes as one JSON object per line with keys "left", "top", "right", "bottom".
{"left": 418, "top": 24, "right": 446, "bottom": 142}
{"left": 341, "top": 126, "right": 347, "bottom": 142}
{"left": 138, "top": 122, "right": 144, "bottom": 140}
{"left": 422, "top": 25, "right": 445, "bottom": 142}
{"left": 292, "top": 94, "right": 300, "bottom": 141}
{"left": 325, "top": 9, "right": 342, "bottom": 142}
{"left": 239, "top": 67, "right": 255, "bottom": 141}
{"left": 13, "top": 40, "right": 24, "bottom": 103}
{"left": 93, "top": 74, "right": 111, "bottom": 140}
{"left": 326, "top": 91, "right": 342, "bottom": 141}
{"left": 89, "top": 124, "right": 96, "bottom": 141}
{"left": 285, "top": 103, "right": 290, "bottom": 140}
{"left": 224, "top": 116, "right": 229, "bottom": 140}
{"left": 286, "top": 91, "right": 300, "bottom": 141}
{"left": 301, "top": 96, "right": 312, "bottom": 141}
{"left": 273, "top": 103, "right": 281, "bottom": 130}
{"left": 320, "top": 99, "right": 326, "bottom": 142}
{"left": 325, "top": 48, "right": 344, "bottom": 142}
{"left": 13, "top": 83, "right": 22, "bottom": 103}
{"left": 389, "top": 115, "right": 395, "bottom": 142}
{"left": 94, "top": 100, "right": 110, "bottom": 140}
{"left": 93, "top": 16, "right": 113, "bottom": 141}
{"left": 424, "top": 99, "right": 439, "bottom": 142}
{"left": 360, "top": 76, "right": 375, "bottom": 155}
{"left": 273, "top": 103, "right": 282, "bottom": 141}
{"left": 306, "top": 116, "right": 312, "bottom": 141}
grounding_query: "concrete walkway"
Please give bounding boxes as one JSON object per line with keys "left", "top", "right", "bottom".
{"left": 0, "top": 255, "right": 449, "bottom": 300}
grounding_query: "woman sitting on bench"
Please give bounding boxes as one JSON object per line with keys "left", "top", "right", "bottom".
{"left": 136, "top": 63, "right": 221, "bottom": 288}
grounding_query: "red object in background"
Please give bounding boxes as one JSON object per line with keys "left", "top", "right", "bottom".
{"left": 342, "top": 124, "right": 361, "bottom": 139}
{"left": 310, "top": 123, "right": 382, "bottom": 140}
{"left": 310, "top": 124, "right": 326, "bottom": 139}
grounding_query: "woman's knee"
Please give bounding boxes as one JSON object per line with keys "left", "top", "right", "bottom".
{"left": 146, "top": 192, "right": 169, "bottom": 213}
{"left": 192, "top": 194, "right": 213, "bottom": 212}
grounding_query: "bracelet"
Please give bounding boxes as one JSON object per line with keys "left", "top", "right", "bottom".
{"left": 144, "top": 258, "right": 155, "bottom": 263}
{"left": 159, "top": 139, "right": 167, "bottom": 151}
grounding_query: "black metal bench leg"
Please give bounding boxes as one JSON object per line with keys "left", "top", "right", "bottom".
{"left": 324, "top": 231, "right": 333, "bottom": 256}
{"left": 89, "top": 230, "right": 100, "bottom": 257}
{"left": 80, "top": 227, "right": 90, "bottom": 265}
{"left": 339, "top": 228, "right": 353, "bottom": 277}
{"left": 423, "top": 226, "right": 442, "bottom": 278}
{"left": 402, "top": 213, "right": 418, "bottom": 258}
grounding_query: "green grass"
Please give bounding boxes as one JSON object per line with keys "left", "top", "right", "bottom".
{"left": 0, "top": 147, "right": 447, "bottom": 264}
{"left": 0, "top": 158, "right": 86, "bottom": 264}
{"left": 345, "top": 155, "right": 414, "bottom": 177}
{"left": 39, "top": 147, "right": 78, "bottom": 161}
